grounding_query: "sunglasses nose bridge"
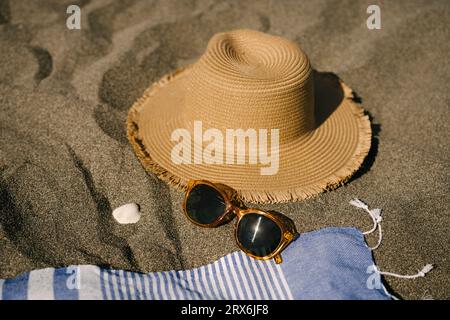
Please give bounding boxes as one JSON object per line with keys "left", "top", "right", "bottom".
{"left": 232, "top": 207, "right": 245, "bottom": 218}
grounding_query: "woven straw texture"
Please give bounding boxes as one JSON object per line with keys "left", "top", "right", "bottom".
{"left": 127, "top": 29, "right": 371, "bottom": 203}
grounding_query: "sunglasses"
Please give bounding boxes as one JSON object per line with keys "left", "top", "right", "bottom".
{"left": 183, "top": 180, "right": 299, "bottom": 264}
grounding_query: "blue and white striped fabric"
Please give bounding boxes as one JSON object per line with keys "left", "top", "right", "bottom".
{"left": 0, "top": 227, "right": 392, "bottom": 300}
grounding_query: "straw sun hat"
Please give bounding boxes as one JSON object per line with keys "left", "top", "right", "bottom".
{"left": 127, "top": 29, "right": 371, "bottom": 203}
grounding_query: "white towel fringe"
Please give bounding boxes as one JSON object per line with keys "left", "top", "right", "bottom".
{"left": 351, "top": 198, "right": 434, "bottom": 300}
{"left": 350, "top": 198, "right": 383, "bottom": 250}
{"left": 375, "top": 264, "right": 434, "bottom": 279}
{"left": 374, "top": 264, "right": 434, "bottom": 300}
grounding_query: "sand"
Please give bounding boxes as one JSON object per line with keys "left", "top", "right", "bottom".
{"left": 0, "top": 0, "right": 449, "bottom": 299}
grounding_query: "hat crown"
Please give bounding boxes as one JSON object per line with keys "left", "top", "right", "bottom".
{"left": 185, "top": 29, "right": 315, "bottom": 144}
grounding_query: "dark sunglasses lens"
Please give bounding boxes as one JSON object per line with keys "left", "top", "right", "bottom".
{"left": 237, "top": 213, "right": 282, "bottom": 257}
{"left": 185, "top": 184, "right": 226, "bottom": 225}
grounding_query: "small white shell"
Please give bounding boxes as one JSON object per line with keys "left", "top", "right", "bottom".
{"left": 112, "top": 203, "right": 141, "bottom": 224}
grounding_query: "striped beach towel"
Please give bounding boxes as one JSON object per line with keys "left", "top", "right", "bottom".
{"left": 0, "top": 227, "right": 392, "bottom": 300}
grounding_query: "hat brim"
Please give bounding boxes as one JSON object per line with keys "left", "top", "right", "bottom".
{"left": 127, "top": 66, "right": 371, "bottom": 203}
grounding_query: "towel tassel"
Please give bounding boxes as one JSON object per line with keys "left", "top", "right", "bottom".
{"left": 350, "top": 198, "right": 434, "bottom": 300}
